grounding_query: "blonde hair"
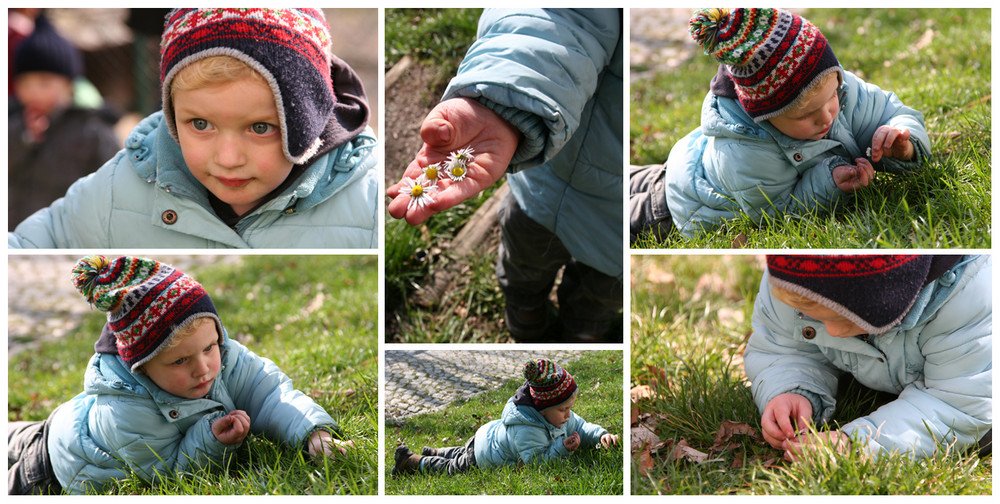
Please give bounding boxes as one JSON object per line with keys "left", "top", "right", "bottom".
{"left": 161, "top": 316, "right": 217, "bottom": 352}
{"left": 770, "top": 283, "right": 824, "bottom": 312}
{"left": 785, "top": 72, "right": 839, "bottom": 115}
{"left": 170, "top": 55, "right": 266, "bottom": 93}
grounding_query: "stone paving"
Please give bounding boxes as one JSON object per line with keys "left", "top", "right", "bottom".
{"left": 384, "top": 349, "right": 588, "bottom": 422}
{"left": 7, "top": 254, "right": 243, "bottom": 358}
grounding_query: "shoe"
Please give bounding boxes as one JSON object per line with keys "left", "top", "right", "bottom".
{"left": 391, "top": 445, "right": 423, "bottom": 476}
{"left": 505, "top": 300, "right": 558, "bottom": 342}
{"left": 421, "top": 446, "right": 438, "bottom": 457}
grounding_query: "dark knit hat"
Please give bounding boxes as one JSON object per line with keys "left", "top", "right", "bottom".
{"left": 523, "top": 359, "right": 577, "bottom": 410}
{"left": 13, "top": 15, "right": 83, "bottom": 78}
{"left": 689, "top": 8, "right": 841, "bottom": 122}
{"left": 160, "top": 8, "right": 338, "bottom": 165}
{"left": 766, "top": 255, "right": 962, "bottom": 335}
{"left": 72, "top": 256, "right": 222, "bottom": 372}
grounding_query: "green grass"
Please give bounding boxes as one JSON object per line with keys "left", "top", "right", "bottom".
{"left": 386, "top": 351, "right": 624, "bottom": 495}
{"left": 8, "top": 255, "right": 378, "bottom": 495}
{"left": 631, "top": 8, "right": 991, "bottom": 248}
{"left": 385, "top": 8, "right": 483, "bottom": 94}
{"left": 630, "top": 255, "right": 992, "bottom": 495}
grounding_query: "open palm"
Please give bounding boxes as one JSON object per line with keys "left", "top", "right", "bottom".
{"left": 387, "top": 97, "right": 521, "bottom": 225}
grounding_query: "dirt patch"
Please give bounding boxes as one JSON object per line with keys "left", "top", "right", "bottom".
{"left": 384, "top": 61, "right": 447, "bottom": 187}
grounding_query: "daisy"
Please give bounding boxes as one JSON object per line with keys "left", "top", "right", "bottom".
{"left": 445, "top": 146, "right": 475, "bottom": 182}
{"left": 422, "top": 162, "right": 443, "bottom": 182}
{"left": 451, "top": 145, "right": 475, "bottom": 164}
{"left": 445, "top": 159, "right": 468, "bottom": 182}
{"left": 399, "top": 176, "right": 438, "bottom": 210}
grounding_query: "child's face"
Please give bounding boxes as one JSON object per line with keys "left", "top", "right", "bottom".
{"left": 173, "top": 75, "right": 293, "bottom": 216}
{"left": 15, "top": 71, "right": 73, "bottom": 116}
{"left": 541, "top": 393, "right": 577, "bottom": 428}
{"left": 799, "top": 304, "right": 866, "bottom": 338}
{"left": 768, "top": 76, "right": 840, "bottom": 141}
{"left": 142, "top": 320, "right": 222, "bottom": 399}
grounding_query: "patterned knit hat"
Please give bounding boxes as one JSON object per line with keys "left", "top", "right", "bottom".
{"left": 72, "top": 256, "right": 222, "bottom": 372}
{"left": 689, "top": 8, "right": 841, "bottom": 122}
{"left": 523, "top": 359, "right": 577, "bottom": 410}
{"left": 13, "top": 15, "right": 83, "bottom": 78}
{"left": 160, "top": 8, "right": 337, "bottom": 165}
{"left": 766, "top": 255, "right": 941, "bottom": 335}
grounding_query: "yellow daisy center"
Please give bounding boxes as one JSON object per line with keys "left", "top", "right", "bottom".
{"left": 425, "top": 167, "right": 438, "bottom": 179}
{"left": 411, "top": 184, "right": 423, "bottom": 197}
{"left": 452, "top": 166, "right": 466, "bottom": 177}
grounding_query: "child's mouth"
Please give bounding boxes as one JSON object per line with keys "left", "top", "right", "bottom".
{"left": 217, "top": 177, "right": 252, "bottom": 188}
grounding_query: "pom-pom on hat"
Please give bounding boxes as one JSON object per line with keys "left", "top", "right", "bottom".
{"left": 72, "top": 255, "right": 222, "bottom": 372}
{"left": 160, "top": 8, "right": 336, "bottom": 165}
{"left": 13, "top": 15, "right": 83, "bottom": 78}
{"left": 689, "top": 8, "right": 841, "bottom": 122}
{"left": 766, "top": 255, "right": 938, "bottom": 335}
{"left": 523, "top": 359, "right": 577, "bottom": 410}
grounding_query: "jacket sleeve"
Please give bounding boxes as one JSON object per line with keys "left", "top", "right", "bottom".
{"left": 8, "top": 152, "right": 123, "bottom": 248}
{"left": 222, "top": 341, "right": 338, "bottom": 448}
{"left": 569, "top": 412, "right": 610, "bottom": 448}
{"left": 842, "top": 71, "right": 931, "bottom": 175}
{"left": 507, "top": 424, "right": 569, "bottom": 463}
{"left": 711, "top": 137, "right": 848, "bottom": 224}
{"left": 743, "top": 272, "right": 842, "bottom": 422}
{"left": 442, "top": 8, "right": 620, "bottom": 170}
{"left": 841, "top": 262, "right": 992, "bottom": 457}
{"left": 90, "top": 396, "right": 236, "bottom": 485}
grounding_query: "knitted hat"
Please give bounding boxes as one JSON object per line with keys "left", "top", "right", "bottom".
{"left": 72, "top": 256, "right": 222, "bottom": 372}
{"left": 13, "top": 15, "right": 83, "bottom": 78}
{"left": 523, "top": 359, "right": 577, "bottom": 410}
{"left": 160, "top": 8, "right": 337, "bottom": 165}
{"left": 765, "top": 255, "right": 951, "bottom": 335}
{"left": 689, "top": 8, "right": 841, "bottom": 122}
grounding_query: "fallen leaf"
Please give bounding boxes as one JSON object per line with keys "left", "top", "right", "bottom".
{"left": 636, "top": 444, "right": 656, "bottom": 474}
{"left": 710, "top": 420, "right": 762, "bottom": 452}
{"left": 646, "top": 265, "right": 674, "bottom": 284}
{"left": 631, "top": 424, "right": 661, "bottom": 451}
{"left": 631, "top": 403, "right": 639, "bottom": 425}
{"left": 669, "top": 439, "right": 709, "bottom": 463}
{"left": 913, "top": 28, "right": 934, "bottom": 51}
{"left": 646, "top": 364, "right": 668, "bottom": 385}
{"left": 731, "top": 232, "right": 748, "bottom": 248}
{"left": 631, "top": 384, "right": 657, "bottom": 402}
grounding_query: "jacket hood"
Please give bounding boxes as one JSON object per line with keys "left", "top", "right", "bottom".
{"left": 500, "top": 396, "right": 567, "bottom": 437}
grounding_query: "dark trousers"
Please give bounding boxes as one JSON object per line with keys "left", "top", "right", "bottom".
{"left": 8, "top": 419, "right": 62, "bottom": 495}
{"left": 629, "top": 163, "right": 673, "bottom": 244}
{"left": 422, "top": 437, "right": 477, "bottom": 475}
{"left": 496, "top": 194, "right": 623, "bottom": 341}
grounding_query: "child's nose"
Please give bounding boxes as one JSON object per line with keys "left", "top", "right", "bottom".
{"left": 214, "top": 135, "right": 246, "bottom": 168}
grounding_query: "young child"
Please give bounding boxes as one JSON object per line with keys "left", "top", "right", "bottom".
{"left": 630, "top": 8, "right": 931, "bottom": 239}
{"left": 385, "top": 9, "right": 623, "bottom": 342}
{"left": 392, "top": 358, "right": 618, "bottom": 476}
{"left": 8, "top": 13, "right": 121, "bottom": 229}
{"left": 7, "top": 255, "right": 351, "bottom": 494}
{"left": 9, "top": 8, "right": 377, "bottom": 248}
{"left": 744, "top": 255, "right": 991, "bottom": 461}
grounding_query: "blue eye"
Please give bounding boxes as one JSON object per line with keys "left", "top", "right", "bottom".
{"left": 251, "top": 122, "right": 275, "bottom": 135}
{"left": 191, "top": 119, "right": 209, "bottom": 131}
{"left": 172, "top": 357, "right": 187, "bottom": 366}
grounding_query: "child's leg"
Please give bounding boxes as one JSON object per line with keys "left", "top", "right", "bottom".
{"left": 496, "top": 193, "right": 569, "bottom": 341}
{"left": 419, "top": 438, "right": 477, "bottom": 475}
{"left": 556, "top": 259, "right": 623, "bottom": 343}
{"left": 8, "top": 420, "right": 61, "bottom": 495}
{"left": 629, "top": 163, "right": 673, "bottom": 244}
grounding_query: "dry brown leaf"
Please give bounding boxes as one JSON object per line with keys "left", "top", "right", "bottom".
{"left": 913, "top": 29, "right": 934, "bottom": 51}
{"left": 636, "top": 444, "right": 656, "bottom": 474}
{"left": 631, "top": 424, "right": 661, "bottom": 451}
{"left": 630, "top": 403, "right": 639, "bottom": 425}
{"left": 630, "top": 384, "right": 657, "bottom": 402}
{"left": 646, "top": 265, "right": 675, "bottom": 284}
{"left": 710, "top": 420, "right": 762, "bottom": 452}
{"left": 669, "top": 439, "right": 709, "bottom": 464}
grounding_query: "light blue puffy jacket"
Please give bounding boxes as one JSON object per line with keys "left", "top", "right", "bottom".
{"left": 9, "top": 112, "right": 379, "bottom": 248}
{"left": 664, "top": 69, "right": 930, "bottom": 237}
{"left": 744, "top": 255, "right": 991, "bottom": 458}
{"left": 443, "top": 8, "right": 623, "bottom": 278}
{"left": 473, "top": 396, "right": 608, "bottom": 468}
{"left": 46, "top": 334, "right": 336, "bottom": 494}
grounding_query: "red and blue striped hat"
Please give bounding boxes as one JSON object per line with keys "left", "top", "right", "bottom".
{"left": 72, "top": 255, "right": 221, "bottom": 372}
{"left": 523, "top": 359, "right": 577, "bottom": 410}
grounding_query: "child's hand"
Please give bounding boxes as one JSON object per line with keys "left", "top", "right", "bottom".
{"left": 833, "top": 158, "right": 874, "bottom": 193}
{"left": 870, "top": 125, "right": 914, "bottom": 162}
{"left": 600, "top": 433, "right": 619, "bottom": 449}
{"left": 306, "top": 429, "right": 354, "bottom": 460}
{"left": 761, "top": 393, "right": 813, "bottom": 450}
{"left": 782, "top": 430, "right": 853, "bottom": 463}
{"left": 212, "top": 410, "right": 250, "bottom": 445}
{"left": 563, "top": 431, "right": 581, "bottom": 452}
{"left": 387, "top": 97, "right": 522, "bottom": 225}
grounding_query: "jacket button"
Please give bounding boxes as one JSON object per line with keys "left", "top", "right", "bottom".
{"left": 793, "top": 153, "right": 803, "bottom": 162}
{"left": 169, "top": 410, "right": 179, "bottom": 419}
{"left": 162, "top": 210, "right": 178, "bottom": 225}
{"left": 802, "top": 326, "right": 816, "bottom": 339}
